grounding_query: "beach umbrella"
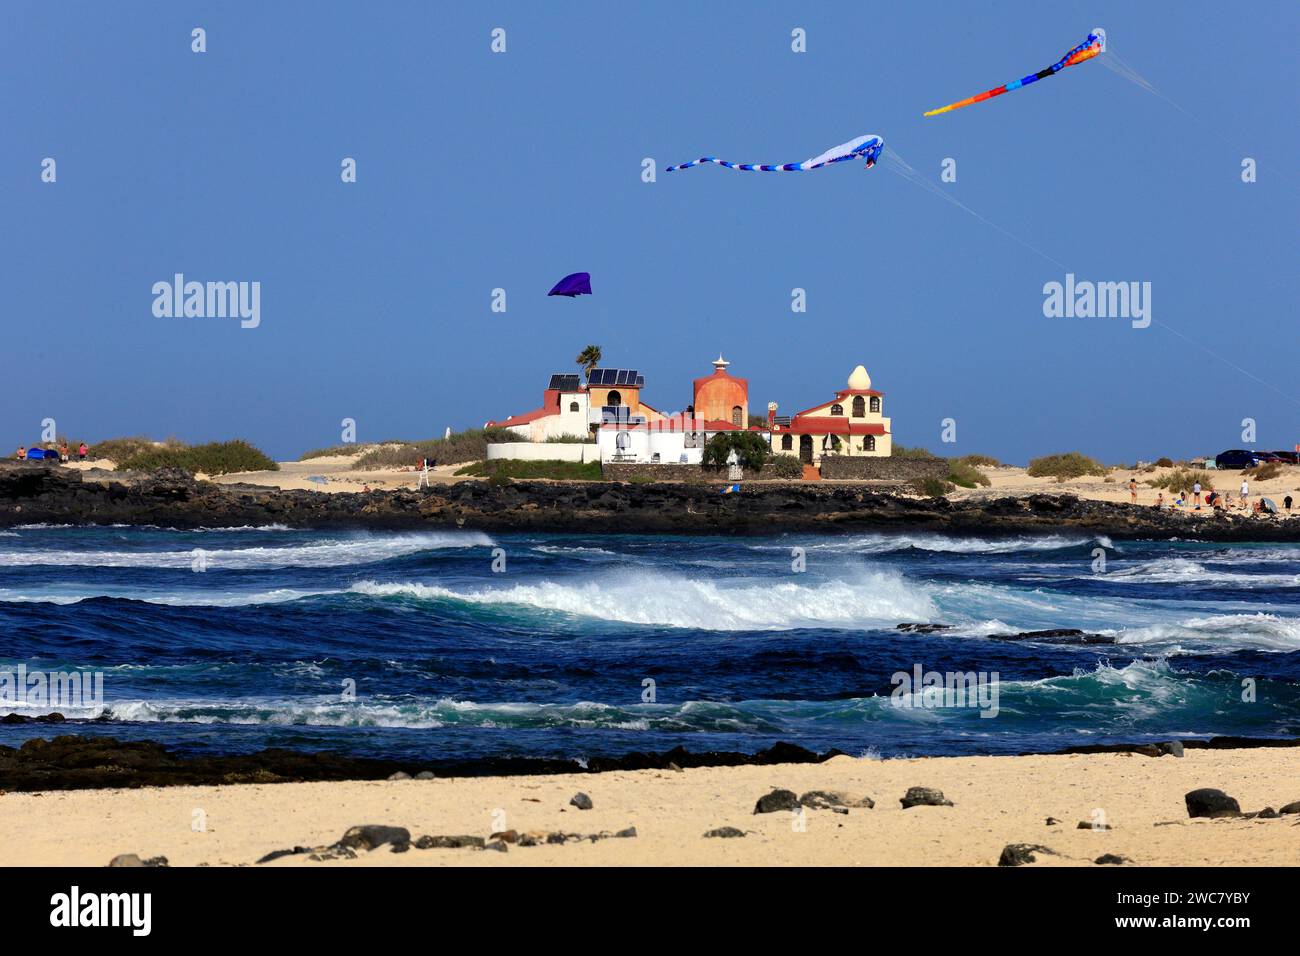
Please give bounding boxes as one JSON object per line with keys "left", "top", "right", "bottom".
{"left": 1261, "top": 497, "right": 1277, "bottom": 514}
{"left": 547, "top": 272, "right": 592, "bottom": 297}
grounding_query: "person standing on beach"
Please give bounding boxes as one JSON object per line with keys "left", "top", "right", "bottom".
{"left": 1191, "top": 480, "right": 1201, "bottom": 509}
{"left": 1129, "top": 477, "right": 1137, "bottom": 504}
{"left": 1286, "top": 495, "right": 1294, "bottom": 512}
{"left": 15, "top": 446, "right": 25, "bottom": 460}
{"left": 59, "top": 442, "right": 69, "bottom": 463}
{"left": 1240, "top": 477, "right": 1250, "bottom": 508}
{"left": 78, "top": 442, "right": 87, "bottom": 461}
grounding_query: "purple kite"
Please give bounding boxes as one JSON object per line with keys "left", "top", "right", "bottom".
{"left": 547, "top": 272, "right": 592, "bottom": 297}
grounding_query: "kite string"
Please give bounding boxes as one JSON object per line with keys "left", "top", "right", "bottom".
{"left": 1102, "top": 45, "right": 1300, "bottom": 197}
{"left": 881, "top": 148, "right": 1068, "bottom": 270}
{"left": 880, "top": 149, "right": 1300, "bottom": 408}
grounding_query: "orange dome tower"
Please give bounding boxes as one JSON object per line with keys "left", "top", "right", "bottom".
{"left": 692, "top": 354, "right": 749, "bottom": 428}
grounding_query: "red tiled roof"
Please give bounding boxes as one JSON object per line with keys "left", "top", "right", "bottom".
{"left": 776, "top": 418, "right": 888, "bottom": 436}
{"left": 791, "top": 392, "right": 884, "bottom": 418}
{"left": 487, "top": 406, "right": 551, "bottom": 428}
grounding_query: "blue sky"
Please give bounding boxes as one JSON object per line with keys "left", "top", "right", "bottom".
{"left": 4, "top": 1, "right": 1297, "bottom": 463}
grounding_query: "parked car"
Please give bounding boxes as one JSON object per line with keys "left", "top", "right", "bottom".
{"left": 1215, "top": 449, "right": 1262, "bottom": 469}
{"left": 1267, "top": 451, "right": 1300, "bottom": 464}
{"left": 1252, "top": 450, "right": 1288, "bottom": 463}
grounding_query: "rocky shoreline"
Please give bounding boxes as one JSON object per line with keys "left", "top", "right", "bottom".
{"left": 3, "top": 461, "right": 1298, "bottom": 540}
{"left": 1, "top": 728, "right": 1297, "bottom": 792}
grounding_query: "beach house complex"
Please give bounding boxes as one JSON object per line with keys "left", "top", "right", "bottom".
{"left": 486, "top": 357, "right": 890, "bottom": 470}
{"left": 768, "top": 365, "right": 892, "bottom": 465}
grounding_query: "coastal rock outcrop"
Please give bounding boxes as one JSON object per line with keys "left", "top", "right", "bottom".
{"left": 997, "top": 844, "right": 1055, "bottom": 867}
{"left": 900, "top": 786, "right": 953, "bottom": 808}
{"left": 1184, "top": 788, "right": 1242, "bottom": 818}
{"left": 754, "top": 789, "right": 801, "bottom": 814}
{"left": 6, "top": 461, "right": 1299, "bottom": 541}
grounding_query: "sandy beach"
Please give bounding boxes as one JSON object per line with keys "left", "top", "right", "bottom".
{"left": 3, "top": 748, "right": 1295, "bottom": 867}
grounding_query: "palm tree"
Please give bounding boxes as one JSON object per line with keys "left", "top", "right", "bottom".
{"left": 575, "top": 345, "right": 602, "bottom": 381}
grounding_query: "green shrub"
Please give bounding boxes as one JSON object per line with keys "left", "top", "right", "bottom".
{"left": 88, "top": 436, "right": 181, "bottom": 464}
{"left": 1026, "top": 452, "right": 1107, "bottom": 480}
{"left": 298, "top": 444, "right": 364, "bottom": 460}
{"left": 1154, "top": 457, "right": 1174, "bottom": 468}
{"left": 762, "top": 454, "right": 804, "bottom": 479}
{"left": 1147, "top": 468, "right": 1214, "bottom": 492}
{"left": 1245, "top": 462, "right": 1282, "bottom": 482}
{"left": 352, "top": 428, "right": 518, "bottom": 470}
{"left": 947, "top": 459, "right": 991, "bottom": 488}
{"left": 910, "top": 476, "right": 954, "bottom": 497}
{"left": 892, "top": 445, "right": 942, "bottom": 459}
{"left": 544, "top": 434, "right": 592, "bottom": 444}
{"left": 118, "top": 440, "right": 278, "bottom": 476}
{"left": 454, "top": 459, "right": 603, "bottom": 481}
{"left": 956, "top": 453, "right": 1002, "bottom": 468}
{"left": 701, "top": 432, "right": 770, "bottom": 472}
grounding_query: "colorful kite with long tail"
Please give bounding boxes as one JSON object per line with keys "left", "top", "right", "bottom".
{"left": 924, "top": 28, "right": 1105, "bottom": 117}
{"left": 666, "top": 134, "right": 884, "bottom": 173}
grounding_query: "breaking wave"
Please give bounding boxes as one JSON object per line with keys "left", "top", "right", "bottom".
{"left": 350, "top": 568, "right": 939, "bottom": 630}
{"left": 0, "top": 531, "right": 494, "bottom": 570}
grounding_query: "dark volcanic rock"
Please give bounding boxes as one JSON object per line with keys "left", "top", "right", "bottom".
{"left": 900, "top": 786, "right": 953, "bottom": 808}
{"left": 988, "top": 628, "right": 1113, "bottom": 645}
{"left": 1280, "top": 801, "right": 1300, "bottom": 815}
{"left": 108, "top": 853, "right": 169, "bottom": 867}
{"left": 704, "top": 826, "right": 747, "bottom": 839}
{"left": 337, "top": 825, "right": 411, "bottom": 851}
{"left": 1185, "top": 788, "right": 1242, "bottom": 818}
{"left": 256, "top": 846, "right": 311, "bottom": 864}
{"left": 896, "top": 623, "right": 953, "bottom": 634}
{"left": 1095, "top": 854, "right": 1131, "bottom": 865}
{"left": 998, "top": 844, "right": 1055, "bottom": 867}
{"left": 414, "top": 835, "right": 485, "bottom": 850}
{"left": 754, "top": 789, "right": 801, "bottom": 814}
{"left": 6, "top": 461, "right": 1299, "bottom": 540}
{"left": 569, "top": 792, "right": 593, "bottom": 810}
{"left": 1159, "top": 741, "right": 1185, "bottom": 758}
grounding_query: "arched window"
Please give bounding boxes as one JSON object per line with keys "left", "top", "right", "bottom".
{"left": 863, "top": 435, "right": 876, "bottom": 452}
{"left": 731, "top": 405, "right": 743, "bottom": 427}
{"left": 852, "top": 396, "right": 865, "bottom": 417}
{"left": 607, "top": 390, "right": 622, "bottom": 407}
{"left": 781, "top": 434, "right": 793, "bottom": 451}
{"left": 830, "top": 403, "right": 844, "bottom": 416}
{"left": 870, "top": 396, "right": 881, "bottom": 413}
{"left": 569, "top": 401, "right": 579, "bottom": 412}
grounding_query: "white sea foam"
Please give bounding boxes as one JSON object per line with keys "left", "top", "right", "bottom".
{"left": 0, "top": 531, "right": 494, "bottom": 570}
{"left": 753, "top": 533, "right": 1102, "bottom": 556}
{"left": 351, "top": 568, "right": 938, "bottom": 631}
{"left": 0, "top": 586, "right": 330, "bottom": 607}
{"left": 1104, "top": 557, "right": 1300, "bottom": 588}
{"left": 1111, "top": 612, "right": 1300, "bottom": 653}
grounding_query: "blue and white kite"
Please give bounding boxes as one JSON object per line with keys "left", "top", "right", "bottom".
{"left": 666, "top": 134, "right": 884, "bottom": 173}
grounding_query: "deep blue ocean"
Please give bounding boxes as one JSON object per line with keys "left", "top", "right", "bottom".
{"left": 2, "top": 524, "right": 1298, "bottom": 763}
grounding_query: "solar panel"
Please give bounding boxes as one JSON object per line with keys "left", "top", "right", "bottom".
{"left": 616, "top": 370, "right": 629, "bottom": 385}
{"left": 548, "top": 373, "right": 580, "bottom": 391}
{"left": 597, "top": 369, "right": 612, "bottom": 385}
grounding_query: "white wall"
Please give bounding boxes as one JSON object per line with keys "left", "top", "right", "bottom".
{"left": 487, "top": 442, "right": 598, "bottom": 463}
{"left": 597, "top": 429, "right": 702, "bottom": 464}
